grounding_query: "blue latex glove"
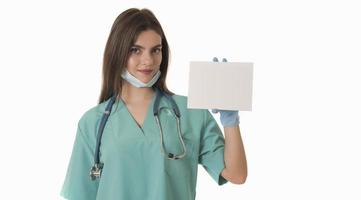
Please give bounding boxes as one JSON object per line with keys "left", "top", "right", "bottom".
{"left": 211, "top": 57, "right": 240, "bottom": 127}
{"left": 211, "top": 109, "right": 239, "bottom": 127}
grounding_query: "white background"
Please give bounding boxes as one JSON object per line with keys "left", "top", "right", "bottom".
{"left": 1, "top": 0, "right": 360, "bottom": 199}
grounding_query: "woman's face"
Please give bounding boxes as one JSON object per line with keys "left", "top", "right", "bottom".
{"left": 126, "top": 29, "right": 162, "bottom": 84}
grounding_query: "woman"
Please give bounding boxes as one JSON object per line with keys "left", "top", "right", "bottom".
{"left": 60, "top": 8, "right": 247, "bottom": 200}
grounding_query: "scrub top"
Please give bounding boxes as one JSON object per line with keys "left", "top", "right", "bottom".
{"left": 60, "top": 90, "right": 228, "bottom": 200}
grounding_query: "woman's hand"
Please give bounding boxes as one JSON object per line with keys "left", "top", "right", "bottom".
{"left": 211, "top": 109, "right": 239, "bottom": 127}
{"left": 211, "top": 57, "right": 240, "bottom": 127}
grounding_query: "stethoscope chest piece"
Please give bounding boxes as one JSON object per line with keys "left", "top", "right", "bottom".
{"left": 90, "top": 163, "right": 104, "bottom": 180}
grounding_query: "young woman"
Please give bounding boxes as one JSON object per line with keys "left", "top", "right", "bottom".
{"left": 60, "top": 8, "right": 247, "bottom": 200}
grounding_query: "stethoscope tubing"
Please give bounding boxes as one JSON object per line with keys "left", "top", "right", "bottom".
{"left": 90, "top": 88, "right": 185, "bottom": 180}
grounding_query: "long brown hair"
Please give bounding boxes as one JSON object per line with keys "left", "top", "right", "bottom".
{"left": 98, "top": 8, "right": 174, "bottom": 104}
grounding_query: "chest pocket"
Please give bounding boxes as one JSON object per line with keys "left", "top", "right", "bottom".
{"left": 163, "top": 138, "right": 196, "bottom": 179}
{"left": 157, "top": 106, "right": 197, "bottom": 179}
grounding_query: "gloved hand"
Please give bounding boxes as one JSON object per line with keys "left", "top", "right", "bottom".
{"left": 211, "top": 57, "right": 240, "bottom": 127}
{"left": 211, "top": 109, "right": 239, "bottom": 127}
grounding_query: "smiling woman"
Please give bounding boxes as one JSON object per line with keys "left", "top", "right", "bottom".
{"left": 99, "top": 8, "right": 173, "bottom": 103}
{"left": 125, "top": 30, "right": 162, "bottom": 86}
{"left": 60, "top": 7, "right": 246, "bottom": 200}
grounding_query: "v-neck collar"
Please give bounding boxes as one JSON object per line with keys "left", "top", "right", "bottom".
{"left": 117, "top": 88, "right": 158, "bottom": 133}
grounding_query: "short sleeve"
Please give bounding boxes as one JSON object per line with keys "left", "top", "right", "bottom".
{"left": 60, "top": 123, "right": 99, "bottom": 200}
{"left": 198, "top": 110, "right": 228, "bottom": 185}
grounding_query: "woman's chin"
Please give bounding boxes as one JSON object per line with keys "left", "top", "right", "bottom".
{"left": 132, "top": 78, "right": 150, "bottom": 84}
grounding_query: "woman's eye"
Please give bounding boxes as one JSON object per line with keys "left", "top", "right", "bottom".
{"left": 153, "top": 48, "right": 161, "bottom": 54}
{"left": 130, "top": 47, "right": 140, "bottom": 54}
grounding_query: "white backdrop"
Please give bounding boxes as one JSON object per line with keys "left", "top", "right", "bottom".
{"left": 0, "top": 0, "right": 360, "bottom": 199}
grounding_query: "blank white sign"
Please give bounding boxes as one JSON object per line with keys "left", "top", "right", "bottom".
{"left": 187, "top": 61, "right": 253, "bottom": 111}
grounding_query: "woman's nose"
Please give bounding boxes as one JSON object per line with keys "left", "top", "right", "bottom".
{"left": 141, "top": 52, "right": 154, "bottom": 65}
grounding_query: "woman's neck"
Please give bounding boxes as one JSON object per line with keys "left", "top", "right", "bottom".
{"left": 120, "top": 81, "right": 155, "bottom": 103}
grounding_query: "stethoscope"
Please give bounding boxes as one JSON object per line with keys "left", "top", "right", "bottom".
{"left": 90, "top": 88, "right": 187, "bottom": 180}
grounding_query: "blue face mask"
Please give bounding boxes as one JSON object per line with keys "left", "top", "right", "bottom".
{"left": 121, "top": 69, "right": 161, "bottom": 88}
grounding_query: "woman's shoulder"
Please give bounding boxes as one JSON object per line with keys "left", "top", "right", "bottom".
{"left": 77, "top": 98, "right": 113, "bottom": 128}
{"left": 168, "top": 93, "right": 189, "bottom": 110}
{"left": 170, "top": 93, "right": 187, "bottom": 103}
{"left": 170, "top": 93, "right": 209, "bottom": 117}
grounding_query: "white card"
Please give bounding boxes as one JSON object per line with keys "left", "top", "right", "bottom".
{"left": 187, "top": 61, "right": 253, "bottom": 111}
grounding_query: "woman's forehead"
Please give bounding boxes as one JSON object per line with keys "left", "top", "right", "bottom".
{"left": 134, "top": 30, "right": 162, "bottom": 47}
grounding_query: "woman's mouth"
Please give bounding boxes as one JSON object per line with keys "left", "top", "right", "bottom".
{"left": 138, "top": 69, "right": 153, "bottom": 75}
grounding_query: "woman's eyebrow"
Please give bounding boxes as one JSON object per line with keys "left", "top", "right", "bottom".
{"left": 132, "top": 44, "right": 162, "bottom": 49}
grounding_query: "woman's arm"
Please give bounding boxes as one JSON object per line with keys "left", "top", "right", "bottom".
{"left": 221, "top": 125, "right": 248, "bottom": 184}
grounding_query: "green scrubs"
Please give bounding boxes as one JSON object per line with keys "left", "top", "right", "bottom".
{"left": 60, "top": 90, "right": 228, "bottom": 200}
